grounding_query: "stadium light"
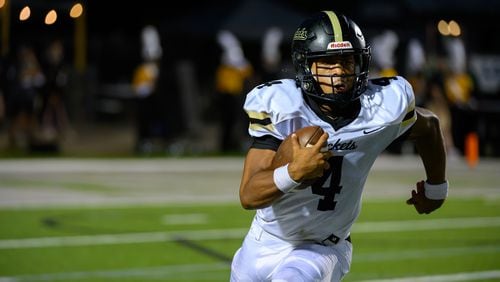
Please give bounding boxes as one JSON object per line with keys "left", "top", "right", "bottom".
{"left": 19, "top": 5, "right": 30, "bottom": 21}
{"left": 448, "top": 20, "right": 461, "bottom": 37}
{"left": 70, "top": 3, "right": 83, "bottom": 18}
{"left": 45, "top": 9, "right": 57, "bottom": 25}
{"left": 437, "top": 19, "right": 461, "bottom": 37}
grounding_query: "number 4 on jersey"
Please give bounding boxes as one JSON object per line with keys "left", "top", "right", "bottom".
{"left": 311, "top": 156, "right": 344, "bottom": 211}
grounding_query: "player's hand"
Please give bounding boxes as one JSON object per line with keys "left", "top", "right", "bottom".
{"left": 288, "top": 132, "right": 332, "bottom": 182}
{"left": 406, "top": 180, "right": 445, "bottom": 214}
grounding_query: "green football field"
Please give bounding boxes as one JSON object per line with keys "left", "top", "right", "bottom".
{"left": 0, "top": 156, "right": 499, "bottom": 281}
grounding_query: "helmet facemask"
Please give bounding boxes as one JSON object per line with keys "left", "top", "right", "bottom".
{"left": 303, "top": 51, "right": 370, "bottom": 106}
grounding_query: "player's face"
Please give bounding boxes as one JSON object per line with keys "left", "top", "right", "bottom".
{"left": 311, "top": 55, "right": 356, "bottom": 95}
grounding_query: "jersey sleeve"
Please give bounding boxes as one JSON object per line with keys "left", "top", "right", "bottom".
{"left": 244, "top": 86, "right": 281, "bottom": 139}
{"left": 396, "top": 76, "right": 417, "bottom": 137}
{"left": 363, "top": 76, "right": 417, "bottom": 138}
{"left": 243, "top": 80, "right": 307, "bottom": 140}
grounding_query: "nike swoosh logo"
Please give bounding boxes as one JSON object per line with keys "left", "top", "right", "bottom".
{"left": 363, "top": 127, "right": 384, "bottom": 134}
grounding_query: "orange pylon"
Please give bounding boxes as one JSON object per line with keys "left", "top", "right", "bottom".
{"left": 465, "top": 132, "right": 479, "bottom": 168}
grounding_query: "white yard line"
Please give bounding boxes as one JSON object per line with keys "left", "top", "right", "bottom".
{"left": 0, "top": 263, "right": 230, "bottom": 282}
{"left": 352, "top": 216, "right": 500, "bottom": 232}
{"left": 0, "top": 216, "right": 499, "bottom": 250}
{"left": 360, "top": 270, "right": 500, "bottom": 282}
{"left": 161, "top": 213, "right": 209, "bottom": 225}
{"left": 0, "top": 228, "right": 248, "bottom": 249}
{"left": 0, "top": 264, "right": 498, "bottom": 282}
{"left": 355, "top": 245, "right": 500, "bottom": 262}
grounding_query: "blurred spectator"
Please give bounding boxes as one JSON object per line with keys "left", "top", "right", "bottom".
{"left": 405, "top": 38, "right": 428, "bottom": 107}
{"left": 215, "top": 30, "right": 254, "bottom": 152}
{"left": 443, "top": 38, "right": 474, "bottom": 105}
{"left": 370, "top": 30, "right": 399, "bottom": 78}
{"left": 442, "top": 37, "right": 476, "bottom": 155}
{"left": 0, "top": 57, "right": 6, "bottom": 127}
{"left": 261, "top": 27, "right": 284, "bottom": 82}
{"left": 405, "top": 38, "right": 459, "bottom": 158}
{"left": 0, "top": 97, "right": 3, "bottom": 129}
{"left": 0, "top": 91, "right": 4, "bottom": 126}
{"left": 31, "top": 39, "right": 72, "bottom": 152}
{"left": 406, "top": 38, "right": 457, "bottom": 158}
{"left": 4, "top": 44, "right": 45, "bottom": 151}
{"left": 132, "top": 25, "right": 163, "bottom": 154}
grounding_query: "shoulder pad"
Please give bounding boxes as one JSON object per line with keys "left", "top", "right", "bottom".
{"left": 363, "top": 76, "right": 416, "bottom": 125}
{"left": 244, "top": 79, "right": 305, "bottom": 138}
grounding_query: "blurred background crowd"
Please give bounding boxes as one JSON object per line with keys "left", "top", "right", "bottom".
{"left": 0, "top": 0, "right": 499, "bottom": 161}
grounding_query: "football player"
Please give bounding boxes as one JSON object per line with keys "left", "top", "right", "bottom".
{"left": 230, "top": 10, "right": 448, "bottom": 282}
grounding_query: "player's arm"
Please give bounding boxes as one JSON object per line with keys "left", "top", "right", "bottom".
{"left": 239, "top": 133, "right": 329, "bottom": 210}
{"left": 239, "top": 148, "right": 282, "bottom": 209}
{"left": 406, "top": 106, "right": 448, "bottom": 214}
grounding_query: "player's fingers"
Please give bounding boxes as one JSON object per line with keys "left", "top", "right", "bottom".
{"left": 412, "top": 190, "right": 418, "bottom": 201}
{"left": 417, "top": 180, "right": 425, "bottom": 194}
{"left": 290, "top": 134, "right": 300, "bottom": 151}
{"left": 313, "top": 132, "right": 329, "bottom": 152}
{"left": 406, "top": 190, "right": 416, "bottom": 205}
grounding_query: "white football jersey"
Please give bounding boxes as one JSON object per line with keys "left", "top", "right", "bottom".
{"left": 244, "top": 76, "right": 416, "bottom": 243}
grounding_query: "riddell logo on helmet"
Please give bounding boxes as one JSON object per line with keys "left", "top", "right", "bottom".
{"left": 327, "top": 41, "right": 353, "bottom": 50}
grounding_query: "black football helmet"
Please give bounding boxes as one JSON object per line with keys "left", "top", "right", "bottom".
{"left": 292, "top": 11, "right": 371, "bottom": 107}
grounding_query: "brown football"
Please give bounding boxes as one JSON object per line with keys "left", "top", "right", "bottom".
{"left": 271, "top": 125, "right": 326, "bottom": 168}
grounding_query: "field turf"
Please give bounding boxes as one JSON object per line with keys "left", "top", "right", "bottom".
{"left": 0, "top": 156, "right": 499, "bottom": 281}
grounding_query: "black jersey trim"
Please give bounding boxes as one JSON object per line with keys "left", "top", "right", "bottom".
{"left": 250, "top": 135, "right": 282, "bottom": 151}
{"left": 249, "top": 117, "right": 272, "bottom": 126}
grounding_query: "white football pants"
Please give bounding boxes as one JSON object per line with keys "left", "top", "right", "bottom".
{"left": 230, "top": 223, "right": 352, "bottom": 281}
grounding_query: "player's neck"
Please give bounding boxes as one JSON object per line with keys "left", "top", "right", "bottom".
{"left": 321, "top": 100, "right": 360, "bottom": 120}
{"left": 305, "top": 95, "right": 361, "bottom": 130}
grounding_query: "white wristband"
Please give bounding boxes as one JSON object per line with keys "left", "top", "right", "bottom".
{"left": 424, "top": 180, "right": 449, "bottom": 200}
{"left": 273, "top": 164, "right": 301, "bottom": 193}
